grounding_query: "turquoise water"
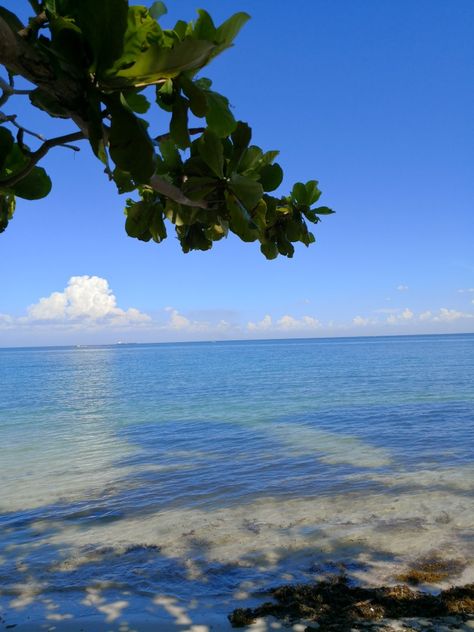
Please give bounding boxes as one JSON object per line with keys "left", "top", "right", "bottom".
{"left": 1, "top": 335, "right": 473, "bottom": 628}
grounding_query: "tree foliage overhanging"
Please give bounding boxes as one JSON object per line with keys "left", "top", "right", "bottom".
{"left": 0, "top": 0, "right": 333, "bottom": 258}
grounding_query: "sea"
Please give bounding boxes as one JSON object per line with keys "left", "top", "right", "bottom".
{"left": 1, "top": 334, "right": 473, "bottom": 629}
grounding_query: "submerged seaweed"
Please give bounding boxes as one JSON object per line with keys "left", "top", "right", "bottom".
{"left": 228, "top": 576, "right": 474, "bottom": 630}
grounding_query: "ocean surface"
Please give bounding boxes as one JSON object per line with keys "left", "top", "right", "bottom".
{"left": 1, "top": 334, "right": 473, "bottom": 629}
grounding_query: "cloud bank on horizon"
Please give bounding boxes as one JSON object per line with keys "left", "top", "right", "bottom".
{"left": 0, "top": 275, "right": 473, "bottom": 346}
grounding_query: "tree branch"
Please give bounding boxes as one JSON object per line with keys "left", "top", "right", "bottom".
{"left": 0, "top": 131, "right": 85, "bottom": 188}
{"left": 18, "top": 12, "right": 48, "bottom": 39}
{"left": 154, "top": 127, "right": 205, "bottom": 143}
{"left": 0, "top": 110, "right": 45, "bottom": 141}
{"left": 0, "top": 16, "right": 89, "bottom": 136}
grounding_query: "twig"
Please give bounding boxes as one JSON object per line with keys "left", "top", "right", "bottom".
{"left": 154, "top": 127, "right": 205, "bottom": 143}
{"left": 18, "top": 12, "right": 48, "bottom": 39}
{"left": 0, "top": 110, "right": 45, "bottom": 141}
{"left": 0, "top": 77, "right": 33, "bottom": 96}
{"left": 0, "top": 131, "right": 85, "bottom": 188}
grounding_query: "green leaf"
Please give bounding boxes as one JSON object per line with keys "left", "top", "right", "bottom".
{"left": 13, "top": 166, "right": 52, "bottom": 200}
{"left": 125, "top": 199, "right": 153, "bottom": 240}
{"left": 106, "top": 32, "right": 216, "bottom": 87}
{"left": 305, "top": 180, "right": 321, "bottom": 205}
{"left": 112, "top": 168, "right": 135, "bottom": 194}
{"left": 106, "top": 96, "right": 155, "bottom": 184}
{"left": 159, "top": 139, "right": 182, "bottom": 171}
{"left": 260, "top": 241, "right": 278, "bottom": 260}
{"left": 149, "top": 208, "right": 167, "bottom": 242}
{"left": 285, "top": 218, "right": 302, "bottom": 242}
{"left": 314, "top": 206, "right": 334, "bottom": 215}
{"left": 302, "top": 208, "right": 321, "bottom": 223}
{"left": 0, "top": 127, "right": 14, "bottom": 172}
{"left": 291, "top": 182, "right": 308, "bottom": 205}
{"left": 229, "top": 173, "right": 263, "bottom": 211}
{"left": 156, "top": 78, "right": 174, "bottom": 111}
{"left": 205, "top": 90, "right": 236, "bottom": 137}
{"left": 238, "top": 146, "right": 263, "bottom": 175}
{"left": 45, "top": 0, "right": 57, "bottom": 15}
{"left": 61, "top": 0, "right": 128, "bottom": 74}
{"left": 195, "top": 77, "right": 212, "bottom": 91}
{"left": 0, "top": 143, "right": 28, "bottom": 175}
{"left": 123, "top": 91, "right": 151, "bottom": 113}
{"left": 276, "top": 228, "right": 294, "bottom": 257}
{"left": 180, "top": 75, "right": 207, "bottom": 118}
{"left": 193, "top": 9, "right": 216, "bottom": 40}
{"left": 214, "top": 12, "right": 250, "bottom": 54}
{"left": 149, "top": 1, "right": 167, "bottom": 20}
{"left": 229, "top": 121, "right": 251, "bottom": 171}
{"left": 259, "top": 163, "right": 283, "bottom": 192}
{"left": 197, "top": 131, "right": 224, "bottom": 178}
{"left": 226, "top": 191, "right": 257, "bottom": 242}
{"left": 0, "top": 193, "right": 15, "bottom": 233}
{"left": 170, "top": 95, "right": 190, "bottom": 148}
{"left": 183, "top": 176, "right": 217, "bottom": 200}
{"left": 48, "top": 15, "right": 85, "bottom": 71}
{"left": 231, "top": 121, "right": 251, "bottom": 149}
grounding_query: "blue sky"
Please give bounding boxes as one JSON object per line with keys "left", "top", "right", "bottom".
{"left": 1, "top": 0, "right": 473, "bottom": 346}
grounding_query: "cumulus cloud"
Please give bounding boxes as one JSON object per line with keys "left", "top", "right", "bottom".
{"left": 276, "top": 315, "right": 321, "bottom": 330}
{"left": 163, "top": 307, "right": 217, "bottom": 333}
{"left": 396, "top": 285, "right": 409, "bottom": 291}
{"left": 416, "top": 308, "right": 473, "bottom": 323}
{"left": 26, "top": 276, "right": 150, "bottom": 325}
{"left": 246, "top": 314, "right": 321, "bottom": 333}
{"left": 353, "top": 315, "right": 372, "bottom": 326}
{"left": 247, "top": 314, "right": 273, "bottom": 331}
{"left": 432, "top": 308, "right": 473, "bottom": 322}
{"left": 386, "top": 308, "right": 414, "bottom": 324}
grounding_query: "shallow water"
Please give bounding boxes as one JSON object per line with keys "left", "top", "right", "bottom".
{"left": 1, "top": 335, "right": 473, "bottom": 628}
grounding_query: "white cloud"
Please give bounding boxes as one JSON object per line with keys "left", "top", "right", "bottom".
{"left": 458, "top": 288, "right": 474, "bottom": 293}
{"left": 433, "top": 308, "right": 473, "bottom": 322}
{"left": 386, "top": 307, "right": 414, "bottom": 324}
{"left": 396, "top": 285, "right": 409, "bottom": 291}
{"left": 353, "top": 316, "right": 371, "bottom": 326}
{"left": 26, "top": 276, "right": 150, "bottom": 325}
{"left": 2, "top": 280, "right": 474, "bottom": 346}
{"left": 164, "top": 307, "right": 192, "bottom": 330}
{"left": 276, "top": 315, "right": 321, "bottom": 330}
{"left": 246, "top": 314, "right": 321, "bottom": 334}
{"left": 247, "top": 314, "right": 272, "bottom": 331}
{"left": 415, "top": 308, "right": 473, "bottom": 323}
{"left": 0, "top": 276, "right": 150, "bottom": 334}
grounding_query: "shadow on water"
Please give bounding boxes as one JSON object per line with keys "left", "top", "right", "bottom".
{"left": 0, "top": 507, "right": 399, "bottom": 631}
{"left": 1, "top": 418, "right": 473, "bottom": 630}
{"left": 1, "top": 510, "right": 473, "bottom": 630}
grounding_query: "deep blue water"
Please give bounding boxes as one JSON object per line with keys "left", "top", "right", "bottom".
{"left": 0, "top": 334, "right": 473, "bottom": 627}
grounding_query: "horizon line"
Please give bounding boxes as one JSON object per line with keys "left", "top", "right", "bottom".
{"left": 1, "top": 330, "right": 473, "bottom": 351}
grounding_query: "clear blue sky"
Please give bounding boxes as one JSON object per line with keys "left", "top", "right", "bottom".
{"left": 1, "top": 0, "right": 473, "bottom": 345}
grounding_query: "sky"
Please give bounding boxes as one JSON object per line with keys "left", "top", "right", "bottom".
{"left": 1, "top": 0, "right": 473, "bottom": 346}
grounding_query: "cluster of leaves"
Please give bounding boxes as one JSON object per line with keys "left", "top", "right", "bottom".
{"left": 0, "top": 0, "right": 333, "bottom": 255}
{"left": 0, "top": 126, "right": 51, "bottom": 231}
{"left": 126, "top": 124, "right": 332, "bottom": 258}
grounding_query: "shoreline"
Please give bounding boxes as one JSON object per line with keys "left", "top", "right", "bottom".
{"left": 2, "top": 586, "right": 473, "bottom": 632}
